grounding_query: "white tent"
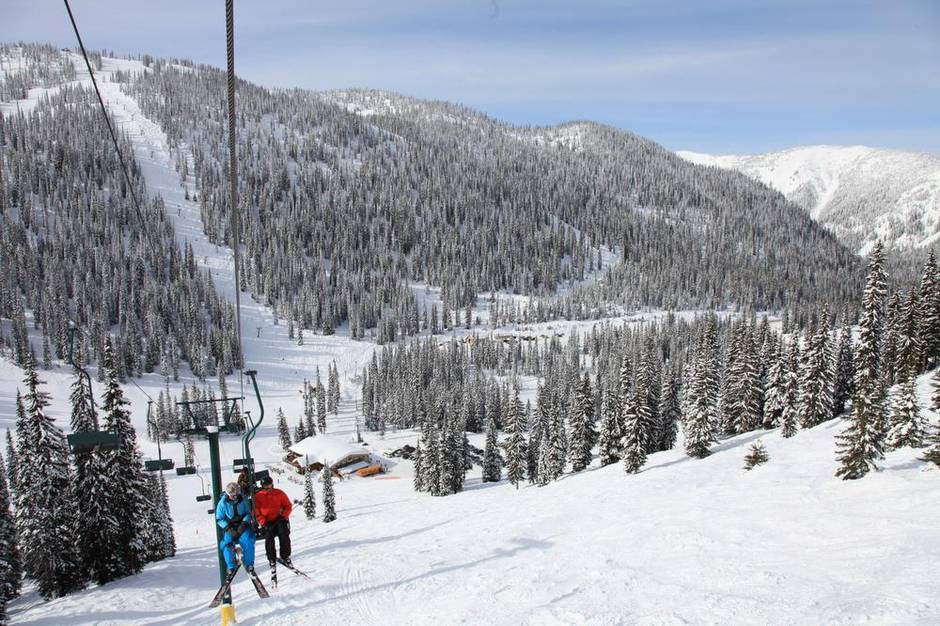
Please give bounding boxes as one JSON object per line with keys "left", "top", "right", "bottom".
{"left": 286, "top": 436, "right": 370, "bottom": 471}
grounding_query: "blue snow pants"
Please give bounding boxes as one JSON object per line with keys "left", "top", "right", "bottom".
{"left": 220, "top": 528, "right": 256, "bottom": 569}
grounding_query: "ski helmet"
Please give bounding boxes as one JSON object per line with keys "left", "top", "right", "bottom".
{"left": 260, "top": 475, "right": 273, "bottom": 487}
{"left": 224, "top": 482, "right": 240, "bottom": 496}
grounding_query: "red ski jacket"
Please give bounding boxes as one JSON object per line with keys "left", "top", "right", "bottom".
{"left": 254, "top": 487, "right": 293, "bottom": 525}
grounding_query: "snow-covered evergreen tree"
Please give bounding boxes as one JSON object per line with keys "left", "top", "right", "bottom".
{"left": 885, "top": 379, "right": 927, "bottom": 450}
{"left": 505, "top": 389, "right": 526, "bottom": 488}
{"left": 548, "top": 395, "right": 567, "bottom": 480}
{"left": 182, "top": 435, "right": 196, "bottom": 468}
{"left": 327, "top": 362, "right": 340, "bottom": 414}
{"left": 481, "top": 417, "right": 502, "bottom": 483}
{"left": 833, "top": 321, "right": 855, "bottom": 418}
{"left": 597, "top": 390, "right": 622, "bottom": 466}
{"left": 743, "top": 441, "right": 769, "bottom": 470}
{"left": 295, "top": 417, "right": 308, "bottom": 443}
{"left": 99, "top": 338, "right": 150, "bottom": 578}
{"left": 763, "top": 338, "right": 786, "bottom": 429}
{"left": 303, "top": 467, "right": 316, "bottom": 519}
{"left": 917, "top": 251, "right": 940, "bottom": 371}
{"left": 567, "top": 375, "right": 594, "bottom": 472}
{"left": 635, "top": 342, "right": 662, "bottom": 452}
{"left": 15, "top": 356, "right": 84, "bottom": 599}
{"left": 657, "top": 368, "right": 680, "bottom": 452}
{"left": 684, "top": 320, "right": 719, "bottom": 458}
{"left": 142, "top": 473, "right": 175, "bottom": 562}
{"left": 535, "top": 433, "right": 552, "bottom": 487}
{"left": 424, "top": 423, "right": 443, "bottom": 494}
{"left": 895, "top": 287, "right": 923, "bottom": 382}
{"left": 4, "top": 431, "right": 17, "bottom": 499}
{"left": 276, "top": 408, "right": 292, "bottom": 451}
{"left": 316, "top": 374, "right": 327, "bottom": 433}
{"left": 723, "top": 323, "right": 762, "bottom": 434}
{"left": 0, "top": 450, "right": 22, "bottom": 603}
{"left": 798, "top": 309, "right": 834, "bottom": 429}
{"left": 303, "top": 381, "right": 317, "bottom": 437}
{"left": 68, "top": 363, "right": 121, "bottom": 587}
{"left": 321, "top": 467, "right": 336, "bottom": 523}
{"left": 836, "top": 243, "right": 888, "bottom": 480}
{"left": 621, "top": 388, "right": 647, "bottom": 474}
{"left": 932, "top": 368, "right": 940, "bottom": 412}
{"left": 779, "top": 340, "right": 800, "bottom": 439}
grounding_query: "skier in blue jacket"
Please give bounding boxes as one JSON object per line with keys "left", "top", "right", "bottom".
{"left": 216, "top": 482, "right": 256, "bottom": 573}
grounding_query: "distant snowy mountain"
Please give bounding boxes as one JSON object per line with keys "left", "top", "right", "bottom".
{"left": 678, "top": 146, "right": 940, "bottom": 254}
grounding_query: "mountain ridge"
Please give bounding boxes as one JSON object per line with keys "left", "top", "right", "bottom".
{"left": 678, "top": 145, "right": 940, "bottom": 255}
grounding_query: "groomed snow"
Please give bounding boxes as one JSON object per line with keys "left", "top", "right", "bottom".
{"left": 7, "top": 371, "right": 940, "bottom": 625}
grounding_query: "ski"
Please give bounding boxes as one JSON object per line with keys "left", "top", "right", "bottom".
{"left": 245, "top": 566, "right": 270, "bottom": 599}
{"left": 208, "top": 564, "right": 241, "bottom": 608}
{"left": 270, "top": 562, "right": 278, "bottom": 589}
{"left": 277, "top": 558, "right": 311, "bottom": 580}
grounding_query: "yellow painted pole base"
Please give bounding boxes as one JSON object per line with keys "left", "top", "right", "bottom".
{"left": 220, "top": 603, "right": 237, "bottom": 626}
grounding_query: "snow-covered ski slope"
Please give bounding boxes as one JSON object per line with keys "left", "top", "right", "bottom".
{"left": 677, "top": 146, "right": 940, "bottom": 255}
{"left": 8, "top": 371, "right": 940, "bottom": 625}
{"left": 2, "top": 50, "right": 940, "bottom": 624}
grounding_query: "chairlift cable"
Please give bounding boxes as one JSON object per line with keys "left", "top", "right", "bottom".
{"left": 224, "top": 0, "right": 247, "bottom": 414}
{"left": 63, "top": 0, "right": 157, "bottom": 260}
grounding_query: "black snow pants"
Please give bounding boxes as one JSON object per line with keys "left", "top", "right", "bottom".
{"left": 263, "top": 517, "right": 291, "bottom": 563}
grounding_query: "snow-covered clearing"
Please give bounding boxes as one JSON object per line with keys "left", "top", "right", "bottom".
{"left": 7, "top": 365, "right": 940, "bottom": 625}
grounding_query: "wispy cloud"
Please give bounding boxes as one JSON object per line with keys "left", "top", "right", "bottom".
{"left": 2, "top": 0, "right": 938, "bottom": 153}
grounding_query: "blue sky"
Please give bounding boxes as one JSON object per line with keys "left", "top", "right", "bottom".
{"left": 3, "top": 0, "right": 938, "bottom": 153}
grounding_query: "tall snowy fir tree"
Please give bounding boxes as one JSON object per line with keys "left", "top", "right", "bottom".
{"left": 481, "top": 417, "right": 502, "bottom": 483}
{"left": 722, "top": 323, "right": 762, "bottom": 434}
{"left": 886, "top": 379, "right": 926, "bottom": 450}
{"left": 763, "top": 339, "right": 787, "bottom": 429}
{"left": 635, "top": 342, "right": 662, "bottom": 452}
{"left": 68, "top": 363, "right": 120, "bottom": 586}
{"left": 684, "top": 320, "right": 719, "bottom": 458}
{"left": 657, "top": 368, "right": 680, "bottom": 452}
{"left": 99, "top": 338, "right": 150, "bottom": 578}
{"left": 327, "top": 362, "right": 340, "bottom": 414}
{"left": 567, "top": 375, "right": 595, "bottom": 472}
{"left": 779, "top": 340, "right": 801, "bottom": 439}
{"left": 303, "top": 468, "right": 316, "bottom": 519}
{"left": 916, "top": 252, "right": 940, "bottom": 371}
{"left": 895, "top": 287, "right": 923, "bottom": 382}
{"left": 922, "top": 369, "right": 940, "bottom": 467}
{"left": 316, "top": 373, "right": 327, "bottom": 433}
{"left": 833, "top": 321, "right": 855, "bottom": 418}
{"left": 535, "top": 433, "right": 553, "bottom": 487}
{"left": 4, "top": 431, "right": 17, "bottom": 499}
{"left": 798, "top": 309, "right": 834, "bottom": 429}
{"left": 321, "top": 467, "right": 336, "bottom": 523}
{"left": 504, "top": 389, "right": 526, "bottom": 488}
{"left": 15, "top": 356, "right": 84, "bottom": 599}
{"left": 0, "top": 450, "right": 21, "bottom": 604}
{"left": 142, "top": 473, "right": 176, "bottom": 562}
{"left": 276, "top": 408, "right": 292, "bottom": 451}
{"left": 836, "top": 243, "right": 888, "bottom": 480}
{"left": 621, "top": 388, "right": 648, "bottom": 474}
{"left": 598, "top": 391, "right": 622, "bottom": 466}
{"left": 303, "top": 381, "right": 317, "bottom": 437}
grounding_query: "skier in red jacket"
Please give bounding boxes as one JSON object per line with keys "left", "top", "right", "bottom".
{"left": 254, "top": 475, "right": 294, "bottom": 568}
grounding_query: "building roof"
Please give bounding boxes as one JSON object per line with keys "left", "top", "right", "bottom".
{"left": 288, "top": 436, "right": 369, "bottom": 467}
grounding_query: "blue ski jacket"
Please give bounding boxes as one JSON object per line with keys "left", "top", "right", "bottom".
{"left": 216, "top": 494, "right": 252, "bottom": 530}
